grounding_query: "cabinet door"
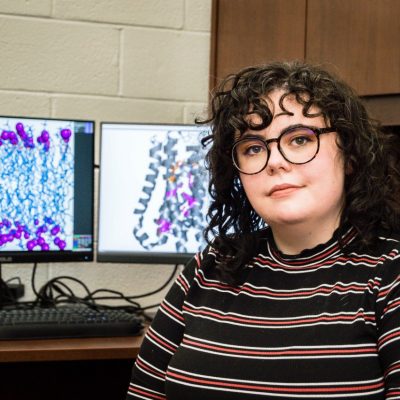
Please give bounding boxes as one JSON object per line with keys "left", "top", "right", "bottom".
{"left": 306, "top": 0, "right": 400, "bottom": 96}
{"left": 210, "top": 0, "right": 306, "bottom": 90}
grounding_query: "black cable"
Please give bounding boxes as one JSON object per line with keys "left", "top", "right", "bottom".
{"left": 27, "top": 262, "right": 181, "bottom": 318}
{"left": 5, "top": 277, "right": 22, "bottom": 285}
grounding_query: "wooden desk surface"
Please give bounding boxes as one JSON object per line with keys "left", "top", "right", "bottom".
{"left": 0, "top": 333, "right": 145, "bottom": 363}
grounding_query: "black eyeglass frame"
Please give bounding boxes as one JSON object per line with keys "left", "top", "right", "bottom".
{"left": 232, "top": 124, "right": 336, "bottom": 175}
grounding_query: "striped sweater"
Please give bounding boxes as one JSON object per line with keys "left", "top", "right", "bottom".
{"left": 127, "top": 226, "right": 400, "bottom": 399}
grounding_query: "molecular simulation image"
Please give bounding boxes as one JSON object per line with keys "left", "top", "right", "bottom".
{"left": 0, "top": 118, "right": 75, "bottom": 253}
{"left": 133, "top": 129, "right": 209, "bottom": 253}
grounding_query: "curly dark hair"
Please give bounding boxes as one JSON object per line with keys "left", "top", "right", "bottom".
{"left": 197, "top": 60, "right": 400, "bottom": 284}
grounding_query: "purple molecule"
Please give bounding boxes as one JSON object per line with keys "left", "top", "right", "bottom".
{"left": 37, "top": 237, "right": 45, "bottom": 245}
{"left": 10, "top": 138, "right": 18, "bottom": 145}
{"left": 58, "top": 240, "right": 66, "bottom": 250}
{"left": 44, "top": 141, "right": 50, "bottom": 152}
{"left": 0, "top": 140, "right": 3, "bottom": 146}
{"left": 51, "top": 225, "right": 60, "bottom": 236}
{"left": 157, "top": 219, "right": 172, "bottom": 234}
{"left": 54, "top": 237, "right": 60, "bottom": 245}
{"left": 19, "top": 131, "right": 27, "bottom": 140}
{"left": 41, "top": 243, "right": 50, "bottom": 251}
{"left": 14, "top": 231, "right": 22, "bottom": 239}
{"left": 24, "top": 232, "right": 30, "bottom": 239}
{"left": 41, "top": 130, "right": 50, "bottom": 142}
{"left": 1, "top": 130, "right": 9, "bottom": 140}
{"left": 0, "top": 234, "right": 7, "bottom": 244}
{"left": 182, "top": 192, "right": 196, "bottom": 207}
{"left": 9, "top": 131, "right": 17, "bottom": 140}
{"left": 34, "top": 219, "right": 39, "bottom": 226}
{"left": 27, "top": 240, "right": 36, "bottom": 251}
{"left": 16, "top": 122, "right": 24, "bottom": 132}
{"left": 60, "top": 128, "right": 72, "bottom": 143}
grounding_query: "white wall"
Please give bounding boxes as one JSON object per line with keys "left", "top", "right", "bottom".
{"left": 0, "top": 0, "right": 211, "bottom": 309}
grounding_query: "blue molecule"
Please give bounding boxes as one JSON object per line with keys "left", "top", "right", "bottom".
{"left": 44, "top": 217, "right": 54, "bottom": 224}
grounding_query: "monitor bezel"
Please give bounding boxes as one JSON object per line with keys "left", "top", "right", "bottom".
{"left": 0, "top": 115, "right": 95, "bottom": 264}
{"left": 97, "top": 121, "right": 210, "bottom": 265}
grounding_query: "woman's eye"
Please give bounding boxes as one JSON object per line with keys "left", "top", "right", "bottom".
{"left": 244, "top": 143, "right": 265, "bottom": 155}
{"left": 290, "top": 135, "right": 311, "bottom": 146}
{"left": 248, "top": 145, "right": 262, "bottom": 154}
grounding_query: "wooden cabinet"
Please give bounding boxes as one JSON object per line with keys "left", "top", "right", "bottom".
{"left": 306, "top": 0, "right": 400, "bottom": 96}
{"left": 210, "top": 0, "right": 400, "bottom": 124}
{"left": 210, "top": 0, "right": 306, "bottom": 86}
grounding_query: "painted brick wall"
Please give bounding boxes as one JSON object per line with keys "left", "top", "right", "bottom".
{"left": 0, "top": 0, "right": 211, "bottom": 308}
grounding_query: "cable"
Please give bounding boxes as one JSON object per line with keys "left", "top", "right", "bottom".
{"left": 89, "top": 263, "right": 180, "bottom": 301}
{"left": 5, "top": 277, "right": 22, "bottom": 285}
{"left": 28, "top": 262, "right": 181, "bottom": 319}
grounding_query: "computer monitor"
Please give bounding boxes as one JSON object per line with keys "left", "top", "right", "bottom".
{"left": 98, "top": 122, "right": 212, "bottom": 264}
{"left": 0, "top": 116, "right": 95, "bottom": 263}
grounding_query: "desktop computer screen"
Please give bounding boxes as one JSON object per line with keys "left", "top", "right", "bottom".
{"left": 97, "top": 122, "right": 212, "bottom": 264}
{"left": 0, "top": 116, "right": 95, "bottom": 263}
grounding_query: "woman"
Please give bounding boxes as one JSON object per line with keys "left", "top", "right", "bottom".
{"left": 126, "top": 61, "right": 400, "bottom": 399}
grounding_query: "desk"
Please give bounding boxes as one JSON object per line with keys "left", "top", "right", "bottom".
{"left": 0, "top": 334, "right": 145, "bottom": 400}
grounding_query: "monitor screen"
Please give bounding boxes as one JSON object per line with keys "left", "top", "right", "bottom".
{"left": 0, "top": 116, "right": 95, "bottom": 263}
{"left": 98, "top": 122, "right": 212, "bottom": 264}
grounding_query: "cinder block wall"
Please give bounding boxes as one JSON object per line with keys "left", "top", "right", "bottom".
{"left": 0, "top": 0, "right": 211, "bottom": 308}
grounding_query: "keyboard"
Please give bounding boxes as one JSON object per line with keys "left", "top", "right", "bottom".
{"left": 0, "top": 305, "right": 144, "bottom": 340}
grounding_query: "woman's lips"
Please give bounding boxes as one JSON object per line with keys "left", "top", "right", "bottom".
{"left": 269, "top": 184, "right": 302, "bottom": 198}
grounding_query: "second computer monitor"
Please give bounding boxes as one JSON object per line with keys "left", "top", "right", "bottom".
{"left": 98, "top": 122, "right": 212, "bottom": 264}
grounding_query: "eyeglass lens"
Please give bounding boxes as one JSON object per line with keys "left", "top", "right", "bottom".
{"left": 233, "top": 127, "right": 319, "bottom": 174}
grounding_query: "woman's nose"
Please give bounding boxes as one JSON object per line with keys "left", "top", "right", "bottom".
{"left": 265, "top": 142, "right": 291, "bottom": 175}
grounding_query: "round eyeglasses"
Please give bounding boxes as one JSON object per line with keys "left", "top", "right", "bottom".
{"left": 232, "top": 124, "right": 336, "bottom": 175}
